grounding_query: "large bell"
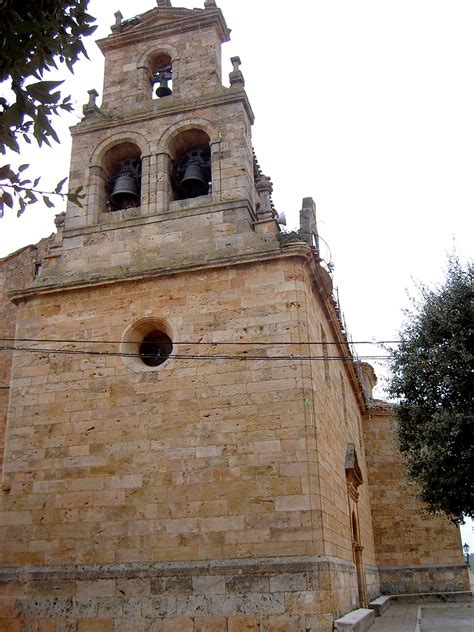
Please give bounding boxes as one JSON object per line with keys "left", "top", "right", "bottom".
{"left": 179, "top": 163, "right": 209, "bottom": 197}
{"left": 109, "top": 159, "right": 140, "bottom": 210}
{"left": 176, "top": 147, "right": 211, "bottom": 198}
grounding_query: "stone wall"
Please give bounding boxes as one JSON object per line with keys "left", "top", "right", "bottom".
{"left": 379, "top": 564, "right": 469, "bottom": 595}
{"left": 0, "top": 557, "right": 359, "bottom": 631}
{"left": 0, "top": 238, "right": 53, "bottom": 474}
{"left": 0, "top": 246, "right": 379, "bottom": 626}
{"left": 1, "top": 257, "right": 325, "bottom": 566}
{"left": 363, "top": 406, "right": 469, "bottom": 593}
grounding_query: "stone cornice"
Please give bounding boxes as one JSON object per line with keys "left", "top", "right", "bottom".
{"left": 96, "top": 8, "right": 230, "bottom": 53}
{"left": 365, "top": 399, "right": 396, "bottom": 415}
{"left": 61, "top": 199, "right": 250, "bottom": 240}
{"left": 9, "top": 243, "right": 299, "bottom": 305}
{"left": 71, "top": 86, "right": 255, "bottom": 134}
{"left": 0, "top": 555, "right": 355, "bottom": 581}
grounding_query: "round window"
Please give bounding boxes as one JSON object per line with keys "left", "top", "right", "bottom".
{"left": 121, "top": 318, "right": 174, "bottom": 372}
{"left": 139, "top": 330, "right": 173, "bottom": 366}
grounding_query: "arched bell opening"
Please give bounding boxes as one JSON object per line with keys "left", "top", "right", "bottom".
{"left": 169, "top": 129, "right": 212, "bottom": 201}
{"left": 103, "top": 142, "right": 142, "bottom": 212}
{"left": 150, "top": 52, "right": 173, "bottom": 100}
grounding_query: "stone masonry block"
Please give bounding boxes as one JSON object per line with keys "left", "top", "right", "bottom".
{"left": 175, "top": 595, "right": 212, "bottom": 617}
{"left": 151, "top": 577, "right": 193, "bottom": 596}
{"left": 225, "top": 575, "right": 270, "bottom": 595}
{"left": 260, "top": 614, "right": 307, "bottom": 632}
{"left": 77, "top": 621, "right": 114, "bottom": 632}
{"left": 194, "top": 617, "right": 227, "bottom": 632}
{"left": 227, "top": 616, "right": 260, "bottom": 632}
{"left": 76, "top": 580, "right": 116, "bottom": 598}
{"left": 192, "top": 575, "right": 225, "bottom": 595}
{"left": 163, "top": 618, "right": 194, "bottom": 632}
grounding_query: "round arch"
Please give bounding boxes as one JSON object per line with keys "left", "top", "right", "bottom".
{"left": 89, "top": 131, "right": 151, "bottom": 169}
{"left": 158, "top": 120, "right": 220, "bottom": 201}
{"left": 137, "top": 43, "right": 180, "bottom": 100}
{"left": 157, "top": 118, "right": 220, "bottom": 153}
{"left": 137, "top": 43, "right": 180, "bottom": 73}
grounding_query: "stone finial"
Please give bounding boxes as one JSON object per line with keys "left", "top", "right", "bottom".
{"left": 229, "top": 56, "right": 245, "bottom": 87}
{"left": 111, "top": 10, "right": 123, "bottom": 33}
{"left": 156, "top": 0, "right": 172, "bottom": 6}
{"left": 204, "top": 0, "right": 217, "bottom": 8}
{"left": 52, "top": 211, "right": 66, "bottom": 247}
{"left": 82, "top": 89, "right": 100, "bottom": 118}
{"left": 299, "top": 197, "right": 319, "bottom": 251}
{"left": 358, "top": 362, "right": 377, "bottom": 399}
{"left": 54, "top": 212, "right": 66, "bottom": 228}
{"left": 256, "top": 175, "right": 275, "bottom": 220}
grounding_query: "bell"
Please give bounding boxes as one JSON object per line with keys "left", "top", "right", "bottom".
{"left": 110, "top": 174, "right": 140, "bottom": 209}
{"left": 179, "top": 163, "right": 209, "bottom": 197}
{"left": 109, "top": 160, "right": 140, "bottom": 209}
{"left": 155, "top": 76, "right": 172, "bottom": 98}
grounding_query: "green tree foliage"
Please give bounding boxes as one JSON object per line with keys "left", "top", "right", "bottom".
{"left": 388, "top": 258, "right": 473, "bottom": 524}
{"left": 0, "top": 0, "right": 96, "bottom": 217}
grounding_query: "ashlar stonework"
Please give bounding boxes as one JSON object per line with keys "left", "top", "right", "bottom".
{"left": 0, "top": 2, "right": 468, "bottom": 630}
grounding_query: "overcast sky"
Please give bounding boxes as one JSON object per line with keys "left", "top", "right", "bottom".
{"left": 1, "top": 0, "right": 472, "bottom": 544}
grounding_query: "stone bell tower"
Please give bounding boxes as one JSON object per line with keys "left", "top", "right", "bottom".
{"left": 54, "top": 0, "right": 277, "bottom": 284}
{"left": 0, "top": 1, "right": 468, "bottom": 630}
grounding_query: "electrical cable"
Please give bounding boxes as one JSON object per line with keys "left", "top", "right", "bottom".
{"left": 0, "top": 336, "right": 400, "bottom": 346}
{"left": 0, "top": 344, "right": 393, "bottom": 361}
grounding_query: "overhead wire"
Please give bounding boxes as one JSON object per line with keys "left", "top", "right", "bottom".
{"left": 0, "top": 336, "right": 400, "bottom": 346}
{"left": 0, "top": 344, "right": 393, "bottom": 362}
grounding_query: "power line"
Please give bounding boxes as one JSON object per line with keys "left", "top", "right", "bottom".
{"left": 0, "top": 336, "right": 400, "bottom": 346}
{"left": 0, "top": 344, "right": 392, "bottom": 362}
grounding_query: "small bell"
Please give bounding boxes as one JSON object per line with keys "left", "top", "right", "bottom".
{"left": 155, "top": 76, "right": 172, "bottom": 98}
{"left": 154, "top": 66, "right": 172, "bottom": 98}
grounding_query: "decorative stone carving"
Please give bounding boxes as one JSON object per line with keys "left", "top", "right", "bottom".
{"left": 110, "top": 10, "right": 123, "bottom": 33}
{"left": 229, "top": 56, "right": 245, "bottom": 87}
{"left": 256, "top": 174, "right": 275, "bottom": 220}
{"left": 82, "top": 89, "right": 100, "bottom": 118}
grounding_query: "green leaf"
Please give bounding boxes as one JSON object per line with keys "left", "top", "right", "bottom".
{"left": 26, "top": 80, "right": 64, "bottom": 104}
{"left": 1, "top": 191, "right": 13, "bottom": 208}
{"left": 0, "top": 164, "right": 14, "bottom": 179}
{"left": 43, "top": 195, "right": 54, "bottom": 208}
{"left": 55, "top": 177, "right": 67, "bottom": 193}
{"left": 2, "top": 103, "right": 24, "bottom": 128}
{"left": 1, "top": 133, "right": 20, "bottom": 153}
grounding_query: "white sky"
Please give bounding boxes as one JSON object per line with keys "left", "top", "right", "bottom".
{"left": 0, "top": 1, "right": 473, "bottom": 546}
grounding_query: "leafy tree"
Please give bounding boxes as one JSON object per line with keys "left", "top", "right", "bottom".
{"left": 0, "top": 0, "right": 96, "bottom": 217}
{"left": 388, "top": 258, "right": 473, "bottom": 524}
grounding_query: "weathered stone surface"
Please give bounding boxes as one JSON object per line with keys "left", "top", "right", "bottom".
{"left": 368, "top": 595, "right": 391, "bottom": 616}
{"left": 333, "top": 608, "right": 375, "bottom": 632}
{"left": 0, "top": 0, "right": 468, "bottom": 631}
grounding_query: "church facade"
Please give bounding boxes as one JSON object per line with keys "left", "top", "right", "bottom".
{"left": 0, "top": 2, "right": 468, "bottom": 630}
